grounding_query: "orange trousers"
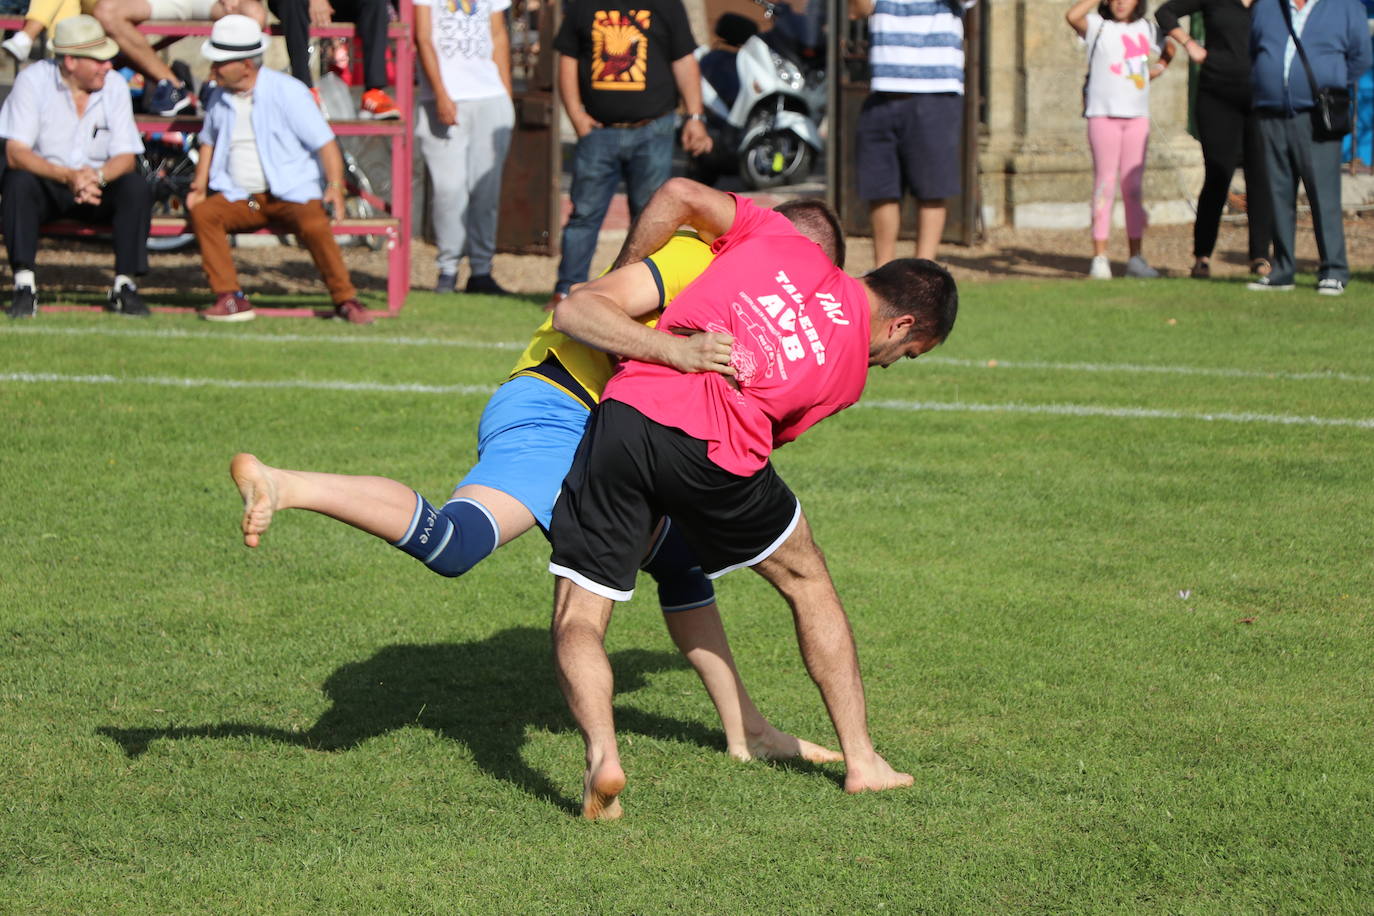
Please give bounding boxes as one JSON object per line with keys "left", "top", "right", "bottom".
{"left": 188, "top": 192, "right": 357, "bottom": 304}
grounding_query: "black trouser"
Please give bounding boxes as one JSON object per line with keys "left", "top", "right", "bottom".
{"left": 268, "top": 0, "right": 389, "bottom": 91}
{"left": 1193, "top": 84, "right": 1274, "bottom": 263}
{"left": 1, "top": 168, "right": 151, "bottom": 276}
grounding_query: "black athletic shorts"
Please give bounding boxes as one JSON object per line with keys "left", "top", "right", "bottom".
{"left": 548, "top": 399, "right": 800, "bottom": 601}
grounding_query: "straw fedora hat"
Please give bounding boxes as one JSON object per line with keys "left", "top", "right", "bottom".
{"left": 51, "top": 15, "right": 119, "bottom": 60}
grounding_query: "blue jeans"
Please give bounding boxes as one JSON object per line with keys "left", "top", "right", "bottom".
{"left": 554, "top": 113, "right": 676, "bottom": 294}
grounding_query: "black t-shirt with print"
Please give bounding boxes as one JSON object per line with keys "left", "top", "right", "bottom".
{"left": 554, "top": 0, "right": 697, "bottom": 124}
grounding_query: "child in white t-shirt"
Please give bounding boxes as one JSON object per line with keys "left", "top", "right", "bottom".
{"left": 1066, "top": 0, "right": 1173, "bottom": 278}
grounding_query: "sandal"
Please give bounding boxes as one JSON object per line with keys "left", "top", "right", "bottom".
{"left": 1251, "top": 258, "right": 1272, "bottom": 278}
{"left": 1190, "top": 259, "right": 1210, "bottom": 279}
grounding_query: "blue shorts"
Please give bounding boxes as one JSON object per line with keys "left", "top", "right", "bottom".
{"left": 456, "top": 375, "right": 591, "bottom": 531}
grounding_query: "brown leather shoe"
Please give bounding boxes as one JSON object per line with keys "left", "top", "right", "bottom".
{"left": 202, "top": 291, "right": 255, "bottom": 322}
{"left": 334, "top": 299, "right": 376, "bottom": 325}
{"left": 544, "top": 291, "right": 568, "bottom": 313}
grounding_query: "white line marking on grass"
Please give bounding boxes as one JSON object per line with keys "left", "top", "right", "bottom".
{"left": 861, "top": 399, "right": 1374, "bottom": 429}
{"left": 1, "top": 372, "right": 497, "bottom": 396}
{"left": 921, "top": 356, "right": 1373, "bottom": 384}
{"left": 0, "top": 324, "right": 524, "bottom": 350}
{"left": 4, "top": 371, "right": 1371, "bottom": 429}
{"left": 2, "top": 326, "right": 1367, "bottom": 383}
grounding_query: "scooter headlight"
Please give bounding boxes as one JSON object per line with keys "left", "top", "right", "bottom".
{"left": 770, "top": 51, "right": 805, "bottom": 91}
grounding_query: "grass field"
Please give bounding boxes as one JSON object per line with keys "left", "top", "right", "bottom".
{"left": 2, "top": 276, "right": 1372, "bottom": 913}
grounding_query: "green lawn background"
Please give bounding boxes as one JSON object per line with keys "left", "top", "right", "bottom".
{"left": 1, "top": 278, "right": 1371, "bottom": 912}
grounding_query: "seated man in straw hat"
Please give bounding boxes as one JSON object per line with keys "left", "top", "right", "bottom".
{"left": 0, "top": 14, "right": 153, "bottom": 319}
{"left": 185, "top": 15, "right": 374, "bottom": 324}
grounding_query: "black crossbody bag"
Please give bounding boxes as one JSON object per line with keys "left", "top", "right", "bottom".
{"left": 1277, "top": 0, "right": 1354, "bottom": 140}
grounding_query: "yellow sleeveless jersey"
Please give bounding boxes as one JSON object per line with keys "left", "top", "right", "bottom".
{"left": 508, "top": 233, "right": 714, "bottom": 406}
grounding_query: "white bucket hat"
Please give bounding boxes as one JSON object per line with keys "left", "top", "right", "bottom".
{"left": 201, "top": 14, "right": 271, "bottom": 62}
{"left": 51, "top": 14, "right": 119, "bottom": 60}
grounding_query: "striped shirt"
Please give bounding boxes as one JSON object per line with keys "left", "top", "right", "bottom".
{"left": 868, "top": 0, "right": 967, "bottom": 95}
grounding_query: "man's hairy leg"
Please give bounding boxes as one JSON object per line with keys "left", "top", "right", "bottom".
{"left": 752, "top": 512, "right": 913, "bottom": 794}
{"left": 92, "top": 0, "right": 176, "bottom": 84}
{"left": 663, "top": 604, "right": 841, "bottom": 763}
{"left": 552, "top": 577, "right": 626, "bottom": 819}
{"left": 230, "top": 454, "right": 533, "bottom": 549}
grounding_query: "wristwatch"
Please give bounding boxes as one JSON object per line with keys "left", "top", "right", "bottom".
{"left": 96, "top": 168, "right": 107, "bottom": 189}
{"left": 687, "top": 113, "right": 707, "bottom": 123}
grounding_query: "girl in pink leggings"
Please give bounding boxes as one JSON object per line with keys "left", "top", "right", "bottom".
{"left": 1066, "top": 0, "right": 1174, "bottom": 278}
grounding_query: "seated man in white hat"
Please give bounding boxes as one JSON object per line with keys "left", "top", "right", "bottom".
{"left": 185, "top": 15, "right": 374, "bottom": 324}
{"left": 0, "top": 14, "right": 153, "bottom": 319}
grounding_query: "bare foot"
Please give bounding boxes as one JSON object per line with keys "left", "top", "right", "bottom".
{"left": 736, "top": 726, "right": 843, "bottom": 764}
{"left": 843, "top": 752, "right": 914, "bottom": 795}
{"left": 582, "top": 758, "right": 626, "bottom": 821}
{"left": 230, "top": 453, "right": 279, "bottom": 548}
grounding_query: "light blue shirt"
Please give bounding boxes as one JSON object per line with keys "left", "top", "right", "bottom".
{"left": 0, "top": 60, "right": 143, "bottom": 168}
{"left": 199, "top": 66, "right": 337, "bottom": 203}
{"left": 1284, "top": 0, "right": 1322, "bottom": 83}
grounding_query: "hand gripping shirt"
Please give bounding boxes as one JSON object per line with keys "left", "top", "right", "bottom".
{"left": 603, "top": 197, "right": 872, "bottom": 476}
{"left": 508, "top": 232, "right": 714, "bottom": 405}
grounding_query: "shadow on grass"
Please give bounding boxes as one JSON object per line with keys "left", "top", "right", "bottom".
{"left": 97, "top": 626, "right": 722, "bottom": 815}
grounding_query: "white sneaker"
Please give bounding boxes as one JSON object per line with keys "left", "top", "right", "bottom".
{"left": 1089, "top": 255, "right": 1112, "bottom": 280}
{"left": 2, "top": 31, "right": 33, "bottom": 62}
{"left": 1316, "top": 278, "right": 1346, "bottom": 296}
{"left": 1246, "top": 277, "right": 1295, "bottom": 292}
{"left": 1125, "top": 255, "right": 1159, "bottom": 278}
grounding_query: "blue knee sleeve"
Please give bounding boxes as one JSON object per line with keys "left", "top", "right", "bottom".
{"left": 641, "top": 521, "right": 715, "bottom": 613}
{"left": 392, "top": 494, "right": 500, "bottom": 578}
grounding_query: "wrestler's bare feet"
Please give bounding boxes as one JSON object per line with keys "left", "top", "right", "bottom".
{"left": 735, "top": 726, "right": 843, "bottom": 764}
{"left": 843, "top": 751, "right": 914, "bottom": 795}
{"left": 230, "top": 453, "right": 279, "bottom": 548}
{"left": 582, "top": 757, "right": 626, "bottom": 821}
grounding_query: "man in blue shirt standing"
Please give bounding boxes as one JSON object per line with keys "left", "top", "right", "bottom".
{"left": 1248, "top": 0, "right": 1371, "bottom": 294}
{"left": 185, "top": 15, "right": 374, "bottom": 323}
{"left": 0, "top": 15, "right": 152, "bottom": 319}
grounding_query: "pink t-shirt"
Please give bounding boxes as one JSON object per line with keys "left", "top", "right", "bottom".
{"left": 603, "top": 197, "right": 872, "bottom": 476}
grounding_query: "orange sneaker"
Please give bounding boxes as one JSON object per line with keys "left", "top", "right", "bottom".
{"left": 359, "top": 88, "right": 400, "bottom": 120}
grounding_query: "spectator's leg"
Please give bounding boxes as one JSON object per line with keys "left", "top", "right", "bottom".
{"left": 331, "top": 0, "right": 388, "bottom": 91}
{"left": 855, "top": 94, "right": 902, "bottom": 267}
{"left": 1301, "top": 135, "right": 1347, "bottom": 284}
{"left": 913, "top": 201, "right": 946, "bottom": 262}
{"left": 868, "top": 200, "right": 900, "bottom": 267}
{"left": 623, "top": 113, "right": 675, "bottom": 220}
{"left": 417, "top": 100, "right": 472, "bottom": 278}
{"left": 1086, "top": 116, "right": 1122, "bottom": 255}
{"left": 1119, "top": 116, "right": 1150, "bottom": 253}
{"left": 266, "top": 0, "right": 313, "bottom": 86}
{"left": 1241, "top": 109, "right": 1275, "bottom": 266}
{"left": 1, "top": 169, "right": 61, "bottom": 275}
{"left": 267, "top": 198, "right": 358, "bottom": 304}
{"left": 100, "top": 172, "right": 153, "bottom": 278}
{"left": 91, "top": 0, "right": 176, "bottom": 85}
{"left": 554, "top": 128, "right": 619, "bottom": 295}
{"left": 1192, "top": 86, "right": 1242, "bottom": 262}
{"left": 1258, "top": 115, "right": 1298, "bottom": 285}
{"left": 462, "top": 94, "right": 516, "bottom": 277}
{"left": 208, "top": 0, "right": 266, "bottom": 26}
{"left": 188, "top": 194, "right": 267, "bottom": 294}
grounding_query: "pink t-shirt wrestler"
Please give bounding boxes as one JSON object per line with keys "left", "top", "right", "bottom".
{"left": 604, "top": 197, "right": 872, "bottom": 476}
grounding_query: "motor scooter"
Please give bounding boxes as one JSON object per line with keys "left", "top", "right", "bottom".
{"left": 688, "top": 0, "right": 826, "bottom": 190}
